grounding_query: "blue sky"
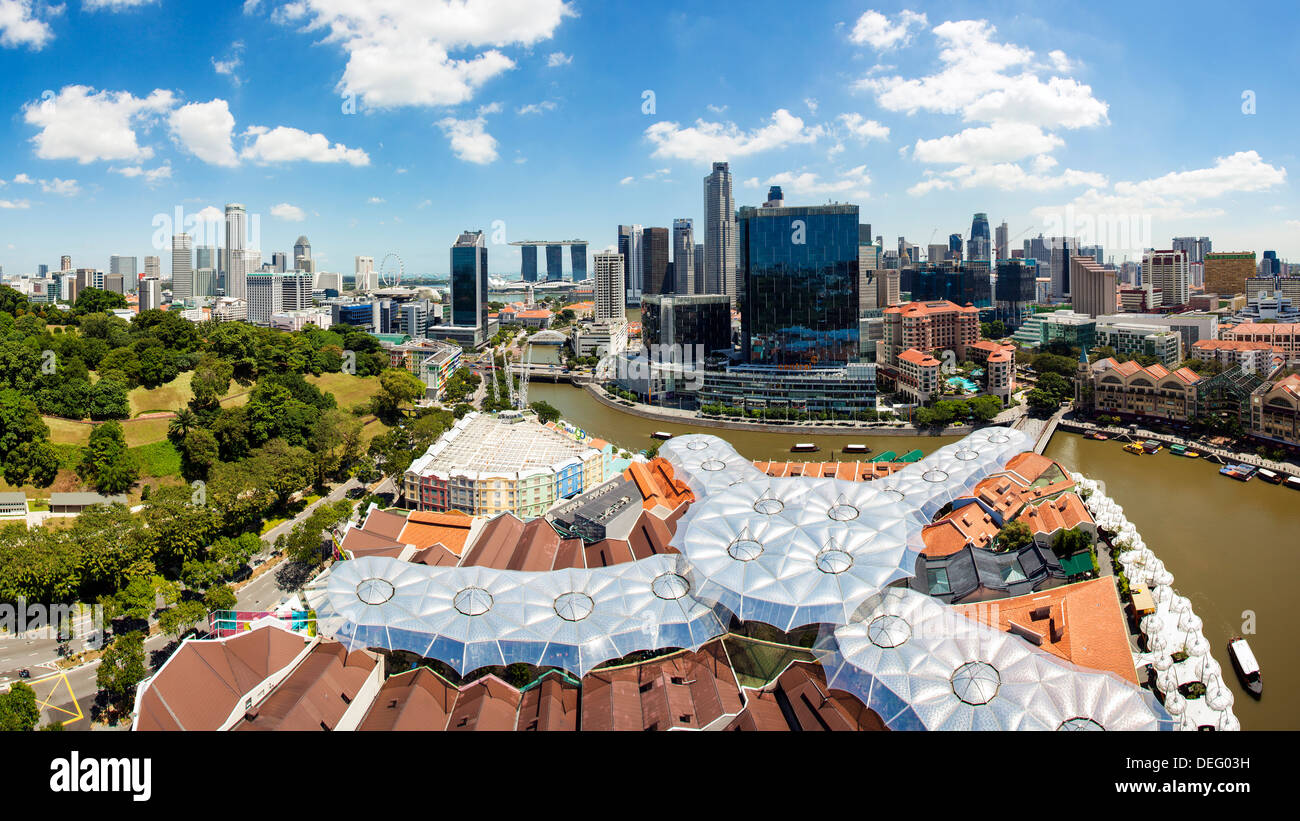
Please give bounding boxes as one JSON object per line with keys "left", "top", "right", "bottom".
{"left": 0, "top": 0, "right": 1297, "bottom": 278}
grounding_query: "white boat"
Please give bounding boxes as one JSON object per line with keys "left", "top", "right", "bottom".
{"left": 651, "top": 431, "right": 673, "bottom": 440}
{"left": 791, "top": 443, "right": 819, "bottom": 453}
{"left": 1228, "top": 636, "right": 1262, "bottom": 697}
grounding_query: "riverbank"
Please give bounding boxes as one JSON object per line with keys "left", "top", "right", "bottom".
{"left": 580, "top": 381, "right": 983, "bottom": 437}
{"left": 1055, "top": 418, "right": 1300, "bottom": 479}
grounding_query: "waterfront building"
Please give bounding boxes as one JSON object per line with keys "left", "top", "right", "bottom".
{"left": 882, "top": 299, "right": 980, "bottom": 367}
{"left": 1011, "top": 310, "right": 1096, "bottom": 351}
{"left": 640, "top": 294, "right": 732, "bottom": 357}
{"left": 1204, "top": 251, "right": 1256, "bottom": 296}
{"left": 570, "top": 243, "right": 588, "bottom": 282}
{"left": 1070, "top": 255, "right": 1117, "bottom": 317}
{"left": 641, "top": 227, "right": 671, "bottom": 297}
{"left": 703, "top": 161, "right": 737, "bottom": 305}
{"left": 696, "top": 363, "right": 877, "bottom": 414}
{"left": 738, "top": 203, "right": 860, "bottom": 367}
{"left": 1095, "top": 321, "right": 1183, "bottom": 367}
{"left": 572, "top": 321, "right": 628, "bottom": 358}
{"left": 1249, "top": 374, "right": 1300, "bottom": 450}
{"left": 967, "top": 340, "right": 1016, "bottom": 403}
{"left": 546, "top": 244, "right": 564, "bottom": 281}
{"left": 521, "top": 244, "right": 539, "bottom": 283}
{"left": 403, "top": 412, "right": 607, "bottom": 519}
{"left": 1095, "top": 311, "right": 1218, "bottom": 354}
{"left": 1090, "top": 358, "right": 1203, "bottom": 421}
{"left": 894, "top": 348, "right": 941, "bottom": 404}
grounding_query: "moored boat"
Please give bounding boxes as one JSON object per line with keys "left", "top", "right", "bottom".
{"left": 791, "top": 442, "right": 819, "bottom": 453}
{"left": 1169, "top": 443, "right": 1186, "bottom": 456}
{"left": 1086, "top": 431, "right": 1109, "bottom": 441}
{"left": 1257, "top": 468, "right": 1282, "bottom": 484}
{"left": 1228, "top": 636, "right": 1262, "bottom": 697}
{"left": 1123, "top": 442, "right": 1144, "bottom": 455}
{"left": 1219, "top": 464, "right": 1254, "bottom": 481}
{"left": 1285, "top": 476, "right": 1300, "bottom": 491}
{"left": 651, "top": 431, "right": 673, "bottom": 440}
{"left": 842, "top": 443, "right": 871, "bottom": 454}
{"left": 1142, "top": 440, "right": 1163, "bottom": 454}
{"left": 1184, "top": 450, "right": 1201, "bottom": 459}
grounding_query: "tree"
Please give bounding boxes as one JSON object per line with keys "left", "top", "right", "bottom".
{"left": 1026, "top": 388, "right": 1059, "bottom": 414}
{"left": 167, "top": 408, "right": 200, "bottom": 445}
{"left": 375, "top": 368, "right": 426, "bottom": 419}
{"left": 96, "top": 631, "right": 148, "bottom": 708}
{"left": 1037, "top": 372, "right": 1072, "bottom": 400}
{"left": 1032, "top": 353, "right": 1079, "bottom": 378}
{"left": 79, "top": 420, "right": 138, "bottom": 494}
{"left": 996, "top": 520, "right": 1034, "bottom": 552}
{"left": 179, "top": 427, "right": 219, "bottom": 481}
{"left": 1051, "top": 527, "right": 1093, "bottom": 560}
{"left": 0, "top": 682, "right": 41, "bottom": 731}
{"left": 74, "top": 288, "right": 128, "bottom": 314}
{"left": 0, "top": 389, "right": 59, "bottom": 487}
{"left": 158, "top": 600, "right": 209, "bottom": 637}
{"left": 204, "top": 584, "right": 237, "bottom": 612}
{"left": 529, "top": 400, "right": 560, "bottom": 424}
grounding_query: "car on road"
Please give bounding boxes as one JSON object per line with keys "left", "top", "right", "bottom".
{"left": 17, "top": 669, "right": 30, "bottom": 679}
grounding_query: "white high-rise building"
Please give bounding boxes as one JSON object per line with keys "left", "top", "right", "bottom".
{"left": 704, "top": 161, "right": 737, "bottom": 305}
{"left": 1143, "top": 249, "right": 1190, "bottom": 308}
{"left": 246, "top": 272, "right": 283, "bottom": 326}
{"left": 593, "top": 252, "right": 626, "bottom": 324}
{"left": 355, "top": 256, "right": 377, "bottom": 291}
{"left": 171, "top": 234, "right": 193, "bottom": 301}
{"left": 672, "top": 218, "right": 695, "bottom": 296}
{"left": 283, "top": 272, "right": 313, "bottom": 311}
{"left": 618, "top": 224, "right": 644, "bottom": 306}
{"left": 223, "top": 203, "right": 246, "bottom": 282}
{"left": 315, "top": 271, "right": 344, "bottom": 293}
{"left": 139, "top": 277, "right": 162, "bottom": 311}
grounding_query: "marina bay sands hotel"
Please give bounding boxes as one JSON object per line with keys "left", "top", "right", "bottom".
{"left": 509, "top": 240, "right": 589, "bottom": 282}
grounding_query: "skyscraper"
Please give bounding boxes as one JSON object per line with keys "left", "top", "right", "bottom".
{"left": 1171, "top": 236, "right": 1212, "bottom": 265}
{"left": 196, "top": 245, "right": 217, "bottom": 271}
{"left": 570, "top": 243, "right": 588, "bottom": 281}
{"left": 618, "top": 225, "right": 644, "bottom": 305}
{"left": 171, "top": 233, "right": 193, "bottom": 301}
{"left": 995, "top": 259, "right": 1036, "bottom": 330}
{"left": 355, "top": 256, "right": 376, "bottom": 291}
{"left": 593, "top": 252, "right": 626, "bottom": 324}
{"left": 948, "top": 234, "right": 963, "bottom": 261}
{"left": 139, "top": 277, "right": 162, "bottom": 311}
{"left": 641, "top": 227, "right": 670, "bottom": 297}
{"left": 1204, "top": 252, "right": 1255, "bottom": 295}
{"left": 545, "top": 244, "right": 564, "bottom": 281}
{"left": 60, "top": 255, "right": 72, "bottom": 272}
{"left": 144, "top": 256, "right": 160, "bottom": 279}
{"left": 110, "top": 255, "right": 137, "bottom": 279}
{"left": 672, "top": 218, "right": 695, "bottom": 296}
{"left": 521, "top": 244, "right": 539, "bottom": 283}
{"left": 763, "top": 186, "right": 784, "bottom": 208}
{"left": 224, "top": 203, "right": 246, "bottom": 290}
{"left": 995, "top": 221, "right": 1009, "bottom": 261}
{"left": 272, "top": 251, "right": 289, "bottom": 273}
{"left": 1070, "top": 255, "right": 1118, "bottom": 317}
{"left": 966, "top": 213, "right": 991, "bottom": 266}
{"left": 694, "top": 243, "right": 705, "bottom": 294}
{"left": 451, "top": 230, "right": 488, "bottom": 331}
{"left": 1143, "top": 249, "right": 1189, "bottom": 307}
{"left": 1048, "top": 236, "right": 1079, "bottom": 301}
{"left": 704, "top": 161, "right": 737, "bottom": 306}
{"left": 293, "top": 235, "right": 311, "bottom": 268}
{"left": 738, "top": 203, "right": 859, "bottom": 367}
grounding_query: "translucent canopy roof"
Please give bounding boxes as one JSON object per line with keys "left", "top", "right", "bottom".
{"left": 816, "top": 588, "right": 1175, "bottom": 731}
{"left": 306, "top": 554, "right": 725, "bottom": 678}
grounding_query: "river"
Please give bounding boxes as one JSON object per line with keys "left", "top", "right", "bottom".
{"left": 1045, "top": 434, "right": 1297, "bottom": 730}
{"left": 529, "top": 381, "right": 1295, "bottom": 729}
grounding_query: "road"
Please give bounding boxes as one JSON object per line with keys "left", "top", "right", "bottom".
{"left": 3, "top": 475, "right": 370, "bottom": 728}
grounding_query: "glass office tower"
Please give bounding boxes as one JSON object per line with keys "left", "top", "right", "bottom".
{"left": 641, "top": 294, "right": 732, "bottom": 356}
{"left": 570, "top": 243, "right": 587, "bottom": 281}
{"left": 899, "top": 265, "right": 993, "bottom": 308}
{"left": 451, "top": 230, "right": 488, "bottom": 330}
{"left": 738, "top": 204, "right": 860, "bottom": 367}
{"left": 521, "top": 245, "right": 538, "bottom": 282}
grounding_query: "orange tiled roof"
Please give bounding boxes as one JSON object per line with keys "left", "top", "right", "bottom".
{"left": 955, "top": 577, "right": 1138, "bottom": 684}
{"left": 921, "top": 504, "right": 1000, "bottom": 556}
{"left": 898, "top": 348, "right": 940, "bottom": 366}
{"left": 400, "top": 510, "right": 475, "bottom": 556}
{"left": 625, "top": 458, "right": 693, "bottom": 513}
{"left": 752, "top": 461, "right": 904, "bottom": 480}
{"left": 1018, "top": 492, "right": 1093, "bottom": 535}
{"left": 884, "top": 299, "right": 979, "bottom": 316}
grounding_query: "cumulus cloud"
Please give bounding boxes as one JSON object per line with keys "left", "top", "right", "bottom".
{"left": 0, "top": 0, "right": 55, "bottom": 49}
{"left": 838, "top": 113, "right": 890, "bottom": 142}
{"left": 169, "top": 99, "right": 239, "bottom": 167}
{"left": 258, "top": 0, "right": 574, "bottom": 110}
{"left": 241, "top": 125, "right": 370, "bottom": 166}
{"left": 84, "top": 0, "right": 158, "bottom": 9}
{"left": 516, "top": 100, "right": 557, "bottom": 115}
{"left": 848, "top": 9, "right": 927, "bottom": 50}
{"left": 23, "top": 85, "right": 175, "bottom": 163}
{"left": 766, "top": 165, "right": 872, "bottom": 199}
{"left": 212, "top": 41, "right": 245, "bottom": 86}
{"left": 645, "top": 109, "right": 824, "bottom": 163}
{"left": 437, "top": 112, "right": 499, "bottom": 164}
{"left": 270, "top": 202, "right": 305, "bottom": 221}
{"left": 911, "top": 123, "right": 1063, "bottom": 165}
{"left": 619, "top": 176, "right": 634, "bottom": 185}
{"left": 546, "top": 51, "right": 571, "bottom": 67}
{"left": 0, "top": 199, "right": 31, "bottom": 209}
{"left": 39, "top": 177, "right": 80, "bottom": 195}
{"left": 909, "top": 163, "right": 1107, "bottom": 196}
{"left": 112, "top": 163, "right": 173, "bottom": 186}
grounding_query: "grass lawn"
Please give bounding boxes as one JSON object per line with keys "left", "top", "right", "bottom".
{"left": 307, "top": 372, "right": 383, "bottom": 412}
{"left": 44, "top": 416, "right": 91, "bottom": 446}
{"left": 128, "top": 371, "right": 194, "bottom": 416}
{"left": 260, "top": 517, "right": 288, "bottom": 535}
{"left": 359, "top": 415, "right": 391, "bottom": 447}
{"left": 131, "top": 440, "right": 182, "bottom": 478}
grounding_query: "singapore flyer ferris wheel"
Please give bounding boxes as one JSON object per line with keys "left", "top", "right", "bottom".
{"left": 379, "top": 253, "right": 404, "bottom": 288}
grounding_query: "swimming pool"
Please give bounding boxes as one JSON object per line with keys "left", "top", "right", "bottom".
{"left": 946, "top": 376, "right": 980, "bottom": 392}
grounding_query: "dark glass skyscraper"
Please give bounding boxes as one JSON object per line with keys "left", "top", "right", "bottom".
{"left": 900, "top": 265, "right": 992, "bottom": 308}
{"left": 451, "top": 230, "right": 488, "bottom": 330}
{"left": 545, "top": 244, "right": 564, "bottom": 281}
{"left": 948, "top": 233, "right": 962, "bottom": 260}
{"left": 570, "top": 244, "right": 587, "bottom": 281}
{"left": 966, "top": 213, "right": 990, "bottom": 265}
{"left": 738, "top": 204, "right": 860, "bottom": 367}
{"left": 995, "top": 259, "right": 1037, "bottom": 329}
{"left": 521, "top": 245, "right": 538, "bottom": 282}
{"left": 642, "top": 294, "right": 732, "bottom": 355}
{"left": 642, "top": 227, "right": 670, "bottom": 296}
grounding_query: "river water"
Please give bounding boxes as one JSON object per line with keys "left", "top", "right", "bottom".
{"left": 529, "top": 381, "right": 1294, "bottom": 729}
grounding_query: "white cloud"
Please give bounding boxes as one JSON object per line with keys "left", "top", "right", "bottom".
{"left": 742, "top": 177, "right": 759, "bottom": 188}
{"left": 191, "top": 205, "right": 224, "bottom": 223}
{"left": 766, "top": 165, "right": 873, "bottom": 199}
{"left": 908, "top": 163, "right": 1107, "bottom": 196}
{"left": 516, "top": 100, "right": 556, "bottom": 115}
{"left": 838, "top": 113, "right": 889, "bottom": 142}
{"left": 1033, "top": 150, "right": 1287, "bottom": 221}
{"left": 1286, "top": 219, "right": 1300, "bottom": 231}
{"left": 84, "top": 0, "right": 158, "bottom": 9}
{"left": 23, "top": 85, "right": 175, "bottom": 163}
{"left": 38, "top": 177, "right": 79, "bottom": 196}
{"left": 848, "top": 9, "right": 927, "bottom": 50}
{"left": 112, "top": 163, "right": 173, "bottom": 185}
{"left": 1047, "top": 49, "right": 1076, "bottom": 73}
{"left": 804, "top": 97, "right": 818, "bottom": 113}
{"left": 169, "top": 99, "right": 239, "bottom": 167}
{"left": 11, "top": 173, "right": 33, "bottom": 184}
{"left": 0, "top": 0, "right": 54, "bottom": 49}
{"left": 546, "top": 51, "right": 571, "bottom": 67}
{"left": 270, "top": 202, "right": 305, "bottom": 221}
{"left": 437, "top": 113, "right": 499, "bottom": 164}
{"left": 367, "top": 196, "right": 385, "bottom": 204}
{"left": 261, "top": 0, "right": 574, "bottom": 110}
{"left": 859, "top": 19, "right": 1109, "bottom": 131}
{"left": 416, "top": 199, "right": 432, "bottom": 208}
{"left": 0, "top": 199, "right": 31, "bottom": 209}
{"left": 241, "top": 125, "right": 371, "bottom": 166}
{"left": 706, "top": 103, "right": 727, "bottom": 114}
{"left": 911, "top": 123, "right": 1063, "bottom": 164}
{"left": 645, "top": 108, "right": 824, "bottom": 163}
{"left": 619, "top": 176, "right": 634, "bottom": 185}
{"left": 212, "top": 41, "right": 245, "bottom": 86}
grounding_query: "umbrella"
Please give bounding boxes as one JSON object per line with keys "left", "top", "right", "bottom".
{"left": 1147, "top": 633, "right": 1169, "bottom": 653}
{"left": 1153, "top": 569, "right": 1175, "bottom": 587}
{"left": 1152, "top": 652, "right": 1174, "bottom": 672}
{"left": 1171, "top": 594, "right": 1193, "bottom": 614}
{"left": 1140, "top": 614, "right": 1164, "bottom": 635}
{"left": 1197, "top": 654, "right": 1221, "bottom": 682}
{"left": 1207, "top": 684, "right": 1234, "bottom": 711}
{"left": 1151, "top": 584, "right": 1172, "bottom": 604}
{"left": 1163, "top": 690, "right": 1186, "bottom": 715}
{"left": 1218, "top": 713, "right": 1241, "bottom": 732}
{"left": 1157, "top": 667, "right": 1179, "bottom": 693}
{"left": 1178, "top": 612, "right": 1202, "bottom": 633}
{"left": 1186, "top": 633, "right": 1211, "bottom": 657}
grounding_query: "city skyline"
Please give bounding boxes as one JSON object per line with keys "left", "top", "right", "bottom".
{"left": 0, "top": 0, "right": 1296, "bottom": 276}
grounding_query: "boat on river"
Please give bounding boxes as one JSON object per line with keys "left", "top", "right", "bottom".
{"left": 842, "top": 444, "right": 871, "bottom": 454}
{"left": 651, "top": 431, "right": 673, "bottom": 440}
{"left": 1219, "top": 464, "right": 1255, "bottom": 481}
{"left": 1228, "top": 636, "right": 1262, "bottom": 697}
{"left": 1256, "top": 468, "right": 1282, "bottom": 484}
{"left": 791, "top": 443, "right": 819, "bottom": 453}
{"left": 1285, "top": 476, "right": 1300, "bottom": 491}
{"left": 1123, "top": 442, "right": 1144, "bottom": 455}
{"left": 1086, "top": 431, "right": 1110, "bottom": 440}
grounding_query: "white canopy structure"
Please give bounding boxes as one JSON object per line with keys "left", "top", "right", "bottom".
{"left": 816, "top": 588, "right": 1175, "bottom": 731}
